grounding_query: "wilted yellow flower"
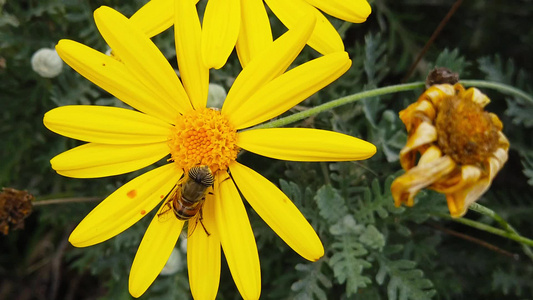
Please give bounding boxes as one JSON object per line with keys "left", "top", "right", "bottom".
{"left": 391, "top": 83, "right": 509, "bottom": 217}
{"left": 44, "top": 6, "right": 376, "bottom": 299}
{"left": 129, "top": 0, "right": 371, "bottom": 68}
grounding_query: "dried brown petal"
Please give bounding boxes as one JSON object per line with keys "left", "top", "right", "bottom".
{"left": 0, "top": 188, "right": 34, "bottom": 235}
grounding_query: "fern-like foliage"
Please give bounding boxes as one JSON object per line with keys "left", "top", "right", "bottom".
{"left": 352, "top": 176, "right": 403, "bottom": 225}
{"left": 478, "top": 55, "right": 533, "bottom": 129}
{"left": 522, "top": 151, "right": 533, "bottom": 186}
{"left": 491, "top": 265, "right": 533, "bottom": 297}
{"left": 315, "top": 184, "right": 349, "bottom": 225}
{"left": 328, "top": 215, "right": 373, "bottom": 296}
{"left": 291, "top": 262, "right": 332, "bottom": 300}
{"left": 375, "top": 247, "right": 437, "bottom": 300}
{"left": 478, "top": 55, "right": 518, "bottom": 84}
{"left": 361, "top": 33, "right": 389, "bottom": 127}
{"left": 430, "top": 48, "right": 469, "bottom": 76}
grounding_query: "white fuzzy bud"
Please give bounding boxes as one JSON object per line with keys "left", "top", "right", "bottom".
{"left": 160, "top": 247, "right": 183, "bottom": 276}
{"left": 206, "top": 83, "right": 227, "bottom": 109}
{"left": 31, "top": 48, "right": 63, "bottom": 78}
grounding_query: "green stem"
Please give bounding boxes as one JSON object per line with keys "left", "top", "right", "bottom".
{"left": 460, "top": 79, "right": 533, "bottom": 105}
{"left": 252, "top": 82, "right": 426, "bottom": 129}
{"left": 255, "top": 80, "right": 533, "bottom": 130}
{"left": 468, "top": 203, "right": 533, "bottom": 261}
{"left": 436, "top": 213, "right": 533, "bottom": 248}
{"left": 468, "top": 203, "right": 512, "bottom": 231}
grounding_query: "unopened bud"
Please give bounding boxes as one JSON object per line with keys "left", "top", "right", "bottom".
{"left": 31, "top": 48, "right": 63, "bottom": 78}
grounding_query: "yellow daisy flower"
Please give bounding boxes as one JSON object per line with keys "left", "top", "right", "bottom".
{"left": 44, "top": 5, "right": 376, "bottom": 300}
{"left": 391, "top": 83, "right": 509, "bottom": 218}
{"left": 129, "top": 0, "right": 371, "bottom": 68}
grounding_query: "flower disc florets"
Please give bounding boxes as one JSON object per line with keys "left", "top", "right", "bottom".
{"left": 435, "top": 95, "right": 500, "bottom": 165}
{"left": 168, "top": 108, "right": 239, "bottom": 172}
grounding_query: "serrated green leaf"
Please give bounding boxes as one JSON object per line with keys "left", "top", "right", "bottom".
{"left": 292, "top": 262, "right": 332, "bottom": 300}
{"left": 353, "top": 176, "right": 403, "bottom": 224}
{"left": 431, "top": 48, "right": 469, "bottom": 75}
{"left": 315, "top": 185, "right": 348, "bottom": 225}
{"left": 376, "top": 254, "right": 436, "bottom": 300}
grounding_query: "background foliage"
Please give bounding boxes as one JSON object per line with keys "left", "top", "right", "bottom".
{"left": 1, "top": 0, "right": 533, "bottom": 299}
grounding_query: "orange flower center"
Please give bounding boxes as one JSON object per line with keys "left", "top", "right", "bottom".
{"left": 435, "top": 95, "right": 499, "bottom": 165}
{"left": 168, "top": 108, "right": 239, "bottom": 173}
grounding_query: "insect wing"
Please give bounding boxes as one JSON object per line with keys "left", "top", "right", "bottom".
{"left": 186, "top": 197, "right": 209, "bottom": 238}
{"left": 186, "top": 215, "right": 200, "bottom": 237}
{"left": 157, "top": 184, "right": 179, "bottom": 223}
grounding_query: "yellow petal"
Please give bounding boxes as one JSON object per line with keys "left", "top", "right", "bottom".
{"left": 94, "top": 6, "right": 192, "bottom": 115}
{"left": 69, "top": 164, "right": 182, "bottom": 247}
{"left": 222, "top": 14, "right": 316, "bottom": 116}
{"left": 55, "top": 40, "right": 178, "bottom": 124}
{"left": 44, "top": 105, "right": 171, "bottom": 144}
{"left": 446, "top": 149, "right": 508, "bottom": 218}
{"left": 230, "top": 161, "right": 323, "bottom": 261}
{"left": 188, "top": 193, "right": 221, "bottom": 300}
{"left": 304, "top": 0, "right": 371, "bottom": 23}
{"left": 214, "top": 171, "right": 261, "bottom": 300}
{"left": 129, "top": 201, "right": 185, "bottom": 298}
{"left": 129, "top": 0, "right": 173, "bottom": 37}
{"left": 201, "top": 0, "right": 241, "bottom": 69}
{"left": 236, "top": 0, "right": 272, "bottom": 67}
{"left": 175, "top": 0, "right": 209, "bottom": 110}
{"left": 391, "top": 147, "right": 456, "bottom": 207}
{"left": 228, "top": 52, "right": 351, "bottom": 129}
{"left": 265, "top": 0, "right": 344, "bottom": 54}
{"left": 399, "top": 122, "right": 437, "bottom": 170}
{"left": 51, "top": 142, "right": 169, "bottom": 178}
{"left": 237, "top": 128, "right": 376, "bottom": 162}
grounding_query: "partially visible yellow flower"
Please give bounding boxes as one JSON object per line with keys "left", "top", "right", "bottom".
{"left": 264, "top": 0, "right": 371, "bottom": 57}
{"left": 391, "top": 83, "right": 509, "bottom": 217}
{"left": 44, "top": 6, "right": 376, "bottom": 299}
{"left": 129, "top": 0, "right": 371, "bottom": 68}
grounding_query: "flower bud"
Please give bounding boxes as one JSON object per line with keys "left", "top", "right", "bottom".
{"left": 31, "top": 48, "right": 63, "bottom": 78}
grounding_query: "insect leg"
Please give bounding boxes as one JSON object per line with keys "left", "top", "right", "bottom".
{"left": 198, "top": 208, "right": 210, "bottom": 236}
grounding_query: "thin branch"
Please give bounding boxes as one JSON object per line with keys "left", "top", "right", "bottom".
{"left": 33, "top": 197, "right": 101, "bottom": 206}
{"left": 427, "top": 222, "right": 519, "bottom": 260}
{"left": 402, "top": 0, "right": 464, "bottom": 82}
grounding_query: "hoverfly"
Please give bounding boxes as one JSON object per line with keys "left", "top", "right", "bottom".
{"left": 158, "top": 165, "right": 214, "bottom": 235}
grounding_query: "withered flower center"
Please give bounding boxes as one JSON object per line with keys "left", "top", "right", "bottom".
{"left": 435, "top": 96, "right": 499, "bottom": 165}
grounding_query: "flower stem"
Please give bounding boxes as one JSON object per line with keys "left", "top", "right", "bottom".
{"left": 253, "top": 82, "right": 425, "bottom": 129}
{"left": 460, "top": 79, "right": 533, "bottom": 105}
{"left": 436, "top": 212, "right": 533, "bottom": 262}
{"left": 468, "top": 203, "right": 512, "bottom": 231}
{"left": 437, "top": 213, "right": 533, "bottom": 247}
{"left": 468, "top": 203, "right": 533, "bottom": 261}
{"left": 257, "top": 80, "right": 533, "bottom": 130}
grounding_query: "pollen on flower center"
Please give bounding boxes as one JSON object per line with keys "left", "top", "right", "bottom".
{"left": 168, "top": 108, "right": 239, "bottom": 173}
{"left": 435, "top": 95, "right": 499, "bottom": 165}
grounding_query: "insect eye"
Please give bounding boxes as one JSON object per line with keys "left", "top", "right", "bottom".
{"left": 189, "top": 166, "right": 214, "bottom": 186}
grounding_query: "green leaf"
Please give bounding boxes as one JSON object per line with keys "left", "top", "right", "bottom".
{"left": 360, "top": 224, "right": 386, "bottom": 251}
{"left": 376, "top": 253, "right": 436, "bottom": 300}
{"left": 478, "top": 55, "right": 516, "bottom": 84}
{"left": 352, "top": 176, "right": 403, "bottom": 225}
{"left": 361, "top": 33, "right": 389, "bottom": 127}
{"left": 328, "top": 215, "right": 373, "bottom": 296}
{"left": 315, "top": 185, "right": 348, "bottom": 225}
{"left": 492, "top": 265, "right": 533, "bottom": 297}
{"left": 521, "top": 151, "right": 533, "bottom": 186}
{"left": 291, "top": 262, "right": 332, "bottom": 300}
{"left": 431, "top": 48, "right": 469, "bottom": 75}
